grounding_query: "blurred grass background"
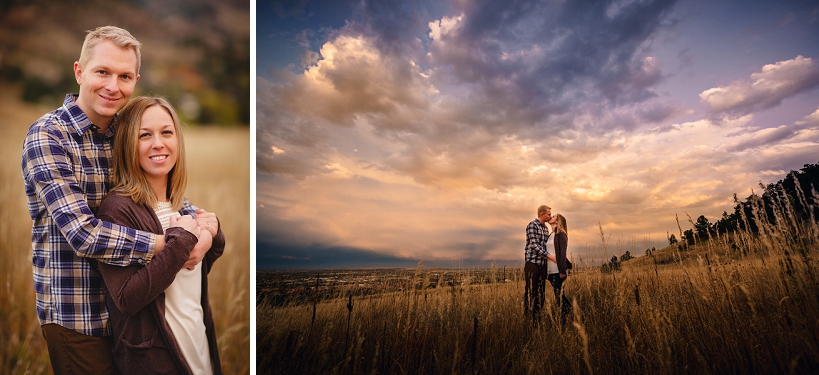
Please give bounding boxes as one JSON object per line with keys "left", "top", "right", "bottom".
{"left": 0, "top": 0, "right": 250, "bottom": 127}
{"left": 0, "top": 1, "right": 250, "bottom": 373}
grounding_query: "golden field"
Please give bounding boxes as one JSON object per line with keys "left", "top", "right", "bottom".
{"left": 0, "top": 93, "right": 250, "bottom": 374}
{"left": 258, "top": 208, "right": 819, "bottom": 374}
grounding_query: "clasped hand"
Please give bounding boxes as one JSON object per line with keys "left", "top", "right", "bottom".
{"left": 169, "top": 209, "right": 219, "bottom": 270}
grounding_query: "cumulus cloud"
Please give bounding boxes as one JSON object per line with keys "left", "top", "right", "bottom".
{"left": 256, "top": 33, "right": 434, "bottom": 178}
{"left": 723, "top": 107, "right": 819, "bottom": 158}
{"left": 700, "top": 56, "right": 819, "bottom": 116}
{"left": 278, "top": 34, "right": 432, "bottom": 126}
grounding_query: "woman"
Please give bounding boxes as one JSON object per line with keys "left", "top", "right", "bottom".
{"left": 546, "top": 214, "right": 571, "bottom": 324}
{"left": 96, "top": 96, "right": 224, "bottom": 374}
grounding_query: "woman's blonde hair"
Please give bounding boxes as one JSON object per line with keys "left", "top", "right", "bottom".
{"left": 555, "top": 214, "right": 568, "bottom": 234}
{"left": 79, "top": 26, "right": 142, "bottom": 73}
{"left": 111, "top": 96, "right": 187, "bottom": 211}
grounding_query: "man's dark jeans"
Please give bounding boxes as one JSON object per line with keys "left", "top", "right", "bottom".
{"left": 524, "top": 261, "right": 547, "bottom": 320}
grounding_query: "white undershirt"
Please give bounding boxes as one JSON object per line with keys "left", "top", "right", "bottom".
{"left": 546, "top": 231, "right": 559, "bottom": 275}
{"left": 155, "top": 201, "right": 213, "bottom": 375}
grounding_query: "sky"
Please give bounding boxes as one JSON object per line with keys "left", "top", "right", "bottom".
{"left": 255, "top": 0, "right": 819, "bottom": 270}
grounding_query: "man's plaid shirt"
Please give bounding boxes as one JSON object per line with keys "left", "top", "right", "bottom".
{"left": 525, "top": 218, "right": 551, "bottom": 265}
{"left": 21, "top": 94, "right": 195, "bottom": 336}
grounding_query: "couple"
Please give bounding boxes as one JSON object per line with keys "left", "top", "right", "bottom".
{"left": 524, "top": 205, "right": 572, "bottom": 324}
{"left": 21, "top": 27, "right": 225, "bottom": 374}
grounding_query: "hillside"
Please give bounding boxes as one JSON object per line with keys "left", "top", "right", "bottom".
{"left": 623, "top": 241, "right": 734, "bottom": 270}
{"left": 610, "top": 162, "right": 819, "bottom": 272}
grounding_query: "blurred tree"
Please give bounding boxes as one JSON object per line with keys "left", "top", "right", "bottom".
{"left": 715, "top": 210, "right": 741, "bottom": 234}
{"left": 695, "top": 215, "right": 712, "bottom": 240}
{"left": 610, "top": 255, "right": 620, "bottom": 271}
{"left": 683, "top": 229, "right": 695, "bottom": 245}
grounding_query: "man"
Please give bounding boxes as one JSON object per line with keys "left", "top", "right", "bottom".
{"left": 21, "top": 26, "right": 214, "bottom": 374}
{"left": 524, "top": 204, "right": 552, "bottom": 320}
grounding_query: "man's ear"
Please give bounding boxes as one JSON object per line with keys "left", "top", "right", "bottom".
{"left": 73, "top": 61, "right": 82, "bottom": 85}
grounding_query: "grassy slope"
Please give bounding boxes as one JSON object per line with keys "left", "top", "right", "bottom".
{"left": 258, "top": 226, "right": 819, "bottom": 374}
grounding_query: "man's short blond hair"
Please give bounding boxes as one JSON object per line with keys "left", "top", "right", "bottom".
{"left": 78, "top": 26, "right": 142, "bottom": 73}
{"left": 537, "top": 205, "right": 551, "bottom": 216}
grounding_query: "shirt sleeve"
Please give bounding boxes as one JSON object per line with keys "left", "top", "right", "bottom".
{"left": 525, "top": 221, "right": 548, "bottom": 258}
{"left": 181, "top": 198, "right": 198, "bottom": 215}
{"left": 22, "top": 126, "right": 157, "bottom": 266}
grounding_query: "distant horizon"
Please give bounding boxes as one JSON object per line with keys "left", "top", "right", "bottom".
{"left": 256, "top": 239, "right": 669, "bottom": 270}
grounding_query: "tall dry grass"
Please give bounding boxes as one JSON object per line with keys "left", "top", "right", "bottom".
{"left": 257, "top": 194, "right": 819, "bottom": 374}
{"left": 0, "top": 94, "right": 250, "bottom": 374}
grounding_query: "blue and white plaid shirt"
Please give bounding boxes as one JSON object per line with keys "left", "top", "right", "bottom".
{"left": 524, "top": 218, "right": 551, "bottom": 265}
{"left": 21, "top": 94, "right": 195, "bottom": 336}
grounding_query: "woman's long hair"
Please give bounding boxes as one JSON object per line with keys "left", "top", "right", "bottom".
{"left": 110, "top": 96, "right": 187, "bottom": 211}
{"left": 555, "top": 214, "right": 568, "bottom": 235}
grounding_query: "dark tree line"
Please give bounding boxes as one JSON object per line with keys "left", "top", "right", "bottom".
{"left": 676, "top": 163, "right": 819, "bottom": 245}
{"left": 601, "top": 250, "right": 639, "bottom": 272}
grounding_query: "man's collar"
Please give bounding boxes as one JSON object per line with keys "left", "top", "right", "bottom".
{"left": 62, "top": 94, "right": 116, "bottom": 137}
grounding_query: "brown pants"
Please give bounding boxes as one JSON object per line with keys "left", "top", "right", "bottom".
{"left": 41, "top": 324, "right": 116, "bottom": 375}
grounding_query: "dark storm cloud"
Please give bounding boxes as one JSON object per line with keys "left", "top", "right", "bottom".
{"left": 257, "top": 236, "right": 521, "bottom": 270}
{"left": 350, "top": 0, "right": 436, "bottom": 57}
{"left": 257, "top": 240, "right": 515, "bottom": 269}
{"left": 257, "top": 242, "right": 420, "bottom": 269}
{"left": 427, "top": 0, "right": 678, "bottom": 133}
